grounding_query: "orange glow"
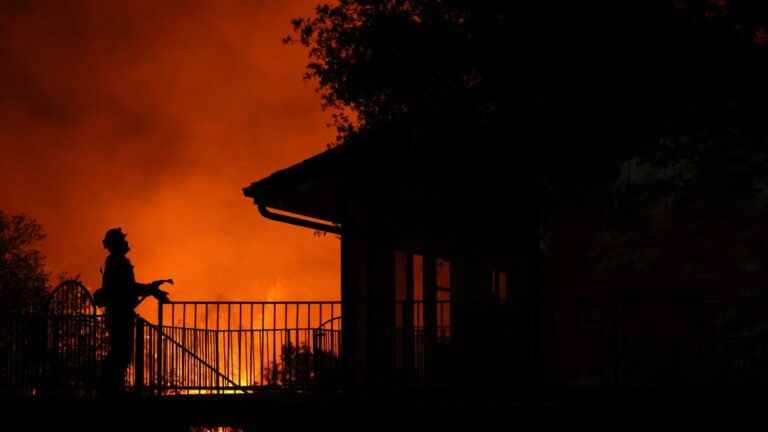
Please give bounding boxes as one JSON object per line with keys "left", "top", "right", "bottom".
{"left": 0, "top": 0, "right": 340, "bottom": 313}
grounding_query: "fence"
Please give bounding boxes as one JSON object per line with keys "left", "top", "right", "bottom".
{"left": 142, "top": 301, "right": 342, "bottom": 395}
{"left": 5, "top": 281, "right": 768, "bottom": 397}
{"left": 1, "top": 280, "right": 108, "bottom": 398}
{"left": 1, "top": 281, "right": 344, "bottom": 397}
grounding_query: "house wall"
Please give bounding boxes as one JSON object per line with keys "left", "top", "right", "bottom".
{"left": 341, "top": 216, "right": 525, "bottom": 389}
{"left": 340, "top": 230, "right": 367, "bottom": 387}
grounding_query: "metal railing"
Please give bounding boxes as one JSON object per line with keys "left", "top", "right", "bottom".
{"left": 1, "top": 281, "right": 108, "bottom": 398}
{"left": 128, "top": 318, "right": 250, "bottom": 395}
{"left": 7, "top": 284, "right": 768, "bottom": 397}
{"left": 138, "top": 301, "right": 342, "bottom": 395}
{"left": 1, "top": 312, "right": 108, "bottom": 398}
{"left": 393, "top": 300, "right": 451, "bottom": 384}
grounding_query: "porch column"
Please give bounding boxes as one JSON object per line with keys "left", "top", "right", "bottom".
{"left": 422, "top": 254, "right": 437, "bottom": 386}
{"left": 366, "top": 237, "right": 395, "bottom": 387}
{"left": 341, "top": 230, "right": 367, "bottom": 388}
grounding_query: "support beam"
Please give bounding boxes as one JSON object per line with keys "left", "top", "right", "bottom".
{"left": 422, "top": 254, "right": 437, "bottom": 386}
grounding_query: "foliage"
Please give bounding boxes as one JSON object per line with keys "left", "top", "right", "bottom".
{"left": 0, "top": 211, "right": 49, "bottom": 314}
{"left": 264, "top": 341, "right": 341, "bottom": 389}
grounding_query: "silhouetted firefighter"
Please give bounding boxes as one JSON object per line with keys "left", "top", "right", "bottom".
{"left": 95, "top": 228, "right": 172, "bottom": 396}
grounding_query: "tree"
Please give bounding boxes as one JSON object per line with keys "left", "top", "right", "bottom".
{"left": 288, "top": 0, "right": 768, "bottom": 199}
{"left": 0, "top": 211, "right": 49, "bottom": 314}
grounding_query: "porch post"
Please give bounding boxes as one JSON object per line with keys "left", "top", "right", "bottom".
{"left": 341, "top": 229, "right": 366, "bottom": 388}
{"left": 403, "top": 253, "right": 414, "bottom": 384}
{"left": 423, "top": 254, "right": 437, "bottom": 386}
{"left": 366, "top": 237, "right": 395, "bottom": 387}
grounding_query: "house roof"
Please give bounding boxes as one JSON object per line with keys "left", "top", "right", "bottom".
{"left": 242, "top": 144, "right": 350, "bottom": 223}
{"left": 243, "top": 137, "right": 526, "bottom": 261}
{"left": 242, "top": 138, "right": 449, "bottom": 227}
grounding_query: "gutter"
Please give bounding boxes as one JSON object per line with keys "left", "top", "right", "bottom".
{"left": 257, "top": 204, "right": 341, "bottom": 235}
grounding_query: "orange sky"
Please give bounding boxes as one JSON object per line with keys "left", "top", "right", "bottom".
{"left": 0, "top": 0, "right": 340, "bottom": 311}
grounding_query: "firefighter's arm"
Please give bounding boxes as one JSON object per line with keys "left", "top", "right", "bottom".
{"left": 134, "top": 283, "right": 153, "bottom": 296}
{"left": 135, "top": 279, "right": 173, "bottom": 301}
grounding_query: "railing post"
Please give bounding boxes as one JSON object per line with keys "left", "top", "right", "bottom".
{"left": 157, "top": 301, "right": 164, "bottom": 393}
{"left": 91, "top": 308, "right": 97, "bottom": 387}
{"left": 134, "top": 318, "right": 144, "bottom": 393}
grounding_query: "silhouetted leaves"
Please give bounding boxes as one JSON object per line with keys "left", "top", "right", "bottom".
{"left": 0, "top": 211, "right": 49, "bottom": 315}
{"left": 264, "top": 341, "right": 341, "bottom": 389}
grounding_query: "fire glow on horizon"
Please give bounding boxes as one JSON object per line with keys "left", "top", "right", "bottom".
{"left": 0, "top": 0, "right": 340, "bottom": 309}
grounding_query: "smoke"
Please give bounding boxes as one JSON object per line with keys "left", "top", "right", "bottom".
{"left": 0, "top": 0, "right": 340, "bottom": 308}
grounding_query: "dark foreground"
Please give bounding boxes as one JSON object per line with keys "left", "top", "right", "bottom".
{"left": 6, "top": 386, "right": 767, "bottom": 430}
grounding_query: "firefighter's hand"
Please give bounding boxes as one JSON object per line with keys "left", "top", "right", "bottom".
{"left": 151, "top": 279, "right": 173, "bottom": 289}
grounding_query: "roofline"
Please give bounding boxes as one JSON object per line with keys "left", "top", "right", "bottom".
{"left": 257, "top": 204, "right": 341, "bottom": 235}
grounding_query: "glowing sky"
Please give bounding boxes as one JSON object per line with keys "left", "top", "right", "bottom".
{"left": 0, "top": 0, "right": 340, "bottom": 313}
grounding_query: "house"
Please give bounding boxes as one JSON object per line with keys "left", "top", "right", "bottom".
{"left": 243, "top": 135, "right": 534, "bottom": 391}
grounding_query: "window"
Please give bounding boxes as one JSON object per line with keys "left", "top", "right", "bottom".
{"left": 491, "top": 270, "right": 508, "bottom": 304}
